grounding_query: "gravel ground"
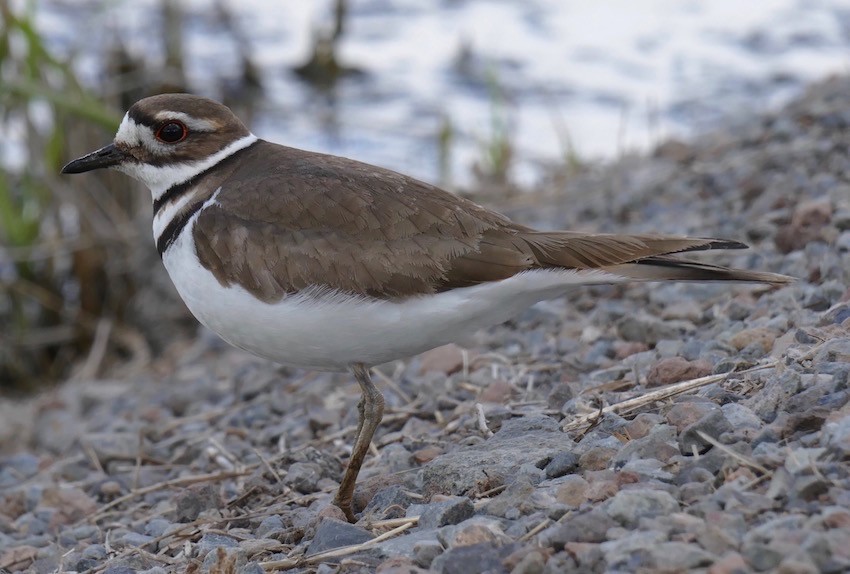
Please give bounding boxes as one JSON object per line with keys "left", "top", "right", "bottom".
{"left": 2, "top": 76, "right": 850, "bottom": 574}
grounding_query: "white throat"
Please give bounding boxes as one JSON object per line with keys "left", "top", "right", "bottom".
{"left": 112, "top": 114, "right": 257, "bottom": 201}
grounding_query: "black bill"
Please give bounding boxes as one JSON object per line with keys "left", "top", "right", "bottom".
{"left": 61, "top": 143, "right": 128, "bottom": 174}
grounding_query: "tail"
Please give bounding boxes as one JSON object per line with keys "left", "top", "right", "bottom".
{"left": 604, "top": 256, "right": 793, "bottom": 284}
{"left": 521, "top": 232, "right": 793, "bottom": 285}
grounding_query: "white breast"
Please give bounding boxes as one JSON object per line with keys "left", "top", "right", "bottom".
{"left": 160, "top": 214, "right": 626, "bottom": 371}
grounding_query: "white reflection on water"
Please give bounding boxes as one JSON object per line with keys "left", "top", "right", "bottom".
{"left": 31, "top": 0, "right": 850, "bottom": 185}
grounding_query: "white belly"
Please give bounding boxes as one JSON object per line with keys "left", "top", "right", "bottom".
{"left": 161, "top": 219, "right": 624, "bottom": 371}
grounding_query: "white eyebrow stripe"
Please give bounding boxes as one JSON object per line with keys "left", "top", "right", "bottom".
{"left": 115, "top": 113, "right": 142, "bottom": 147}
{"left": 153, "top": 111, "right": 217, "bottom": 132}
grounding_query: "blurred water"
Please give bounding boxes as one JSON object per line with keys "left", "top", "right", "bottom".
{"left": 34, "top": 0, "right": 850, "bottom": 186}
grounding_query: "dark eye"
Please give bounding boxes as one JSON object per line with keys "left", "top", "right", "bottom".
{"left": 155, "top": 121, "right": 187, "bottom": 143}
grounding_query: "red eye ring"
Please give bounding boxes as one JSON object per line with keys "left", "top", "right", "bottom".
{"left": 155, "top": 121, "right": 188, "bottom": 143}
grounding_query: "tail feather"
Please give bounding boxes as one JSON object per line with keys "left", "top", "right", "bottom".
{"left": 523, "top": 232, "right": 751, "bottom": 270}
{"left": 604, "top": 256, "right": 793, "bottom": 284}
{"left": 442, "top": 230, "right": 793, "bottom": 291}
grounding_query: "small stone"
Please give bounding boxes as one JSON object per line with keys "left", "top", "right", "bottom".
{"left": 317, "top": 503, "right": 348, "bottom": 522}
{"left": 707, "top": 552, "right": 749, "bottom": 574}
{"left": 777, "top": 556, "right": 820, "bottom": 574}
{"left": 741, "top": 543, "right": 783, "bottom": 571}
{"left": 413, "top": 540, "right": 444, "bottom": 569}
{"left": 650, "top": 541, "right": 716, "bottom": 570}
{"left": 173, "top": 484, "right": 221, "bottom": 522}
{"left": 729, "top": 327, "right": 776, "bottom": 353}
{"left": 144, "top": 518, "right": 172, "bottom": 538}
{"left": 555, "top": 475, "right": 589, "bottom": 507}
{"left": 430, "top": 542, "right": 507, "bottom": 574}
{"left": 775, "top": 198, "right": 832, "bottom": 253}
{"left": 484, "top": 476, "right": 536, "bottom": 517}
{"left": 546, "top": 383, "right": 574, "bottom": 410}
{"left": 286, "top": 462, "right": 324, "bottom": 494}
{"left": 613, "top": 424, "right": 679, "bottom": 464}
{"left": 623, "top": 413, "right": 664, "bottom": 440}
{"left": 544, "top": 451, "right": 580, "bottom": 478}
{"left": 376, "top": 557, "right": 429, "bottom": 574}
{"left": 238, "top": 562, "right": 265, "bottom": 574}
{"left": 381, "top": 443, "right": 415, "bottom": 473}
{"left": 82, "top": 545, "right": 108, "bottom": 561}
{"left": 0, "top": 454, "right": 40, "bottom": 480}
{"left": 720, "top": 403, "right": 762, "bottom": 431}
{"left": 793, "top": 475, "right": 830, "bottom": 501}
{"left": 421, "top": 416, "right": 567, "bottom": 497}
{"left": 616, "top": 314, "right": 693, "bottom": 345}
{"left": 614, "top": 341, "right": 650, "bottom": 360}
{"left": 606, "top": 489, "right": 680, "bottom": 527}
{"left": 665, "top": 401, "right": 719, "bottom": 432}
{"left": 256, "top": 515, "right": 284, "bottom": 538}
{"left": 306, "top": 518, "right": 373, "bottom": 555}
{"left": 413, "top": 445, "right": 443, "bottom": 464}
{"left": 198, "top": 532, "right": 239, "bottom": 551}
{"left": 577, "top": 446, "right": 617, "bottom": 470}
{"left": 99, "top": 480, "right": 123, "bottom": 498}
{"left": 416, "top": 496, "right": 474, "bottom": 529}
{"left": 363, "top": 485, "right": 416, "bottom": 520}
{"left": 646, "top": 357, "right": 712, "bottom": 387}
{"left": 116, "top": 532, "right": 154, "bottom": 549}
{"left": 507, "top": 548, "right": 547, "bottom": 574}
{"left": 540, "top": 510, "right": 615, "bottom": 548}
{"left": 437, "top": 516, "right": 510, "bottom": 549}
{"left": 679, "top": 411, "right": 734, "bottom": 455}
{"left": 479, "top": 380, "right": 513, "bottom": 404}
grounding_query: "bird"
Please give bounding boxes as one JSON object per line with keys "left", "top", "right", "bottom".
{"left": 62, "top": 93, "right": 791, "bottom": 521}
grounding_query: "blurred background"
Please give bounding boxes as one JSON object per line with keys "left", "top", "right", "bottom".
{"left": 1, "top": 0, "right": 849, "bottom": 392}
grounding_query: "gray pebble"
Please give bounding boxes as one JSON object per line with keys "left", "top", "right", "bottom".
{"left": 413, "top": 539, "right": 445, "bottom": 568}
{"left": 363, "top": 484, "right": 416, "bottom": 519}
{"left": 679, "top": 410, "right": 734, "bottom": 454}
{"left": 285, "top": 462, "right": 323, "bottom": 493}
{"left": 607, "top": 489, "right": 680, "bottom": 527}
{"left": 115, "top": 532, "right": 154, "bottom": 549}
{"left": 144, "top": 518, "right": 172, "bottom": 537}
{"left": 306, "top": 518, "right": 373, "bottom": 555}
{"left": 544, "top": 451, "right": 580, "bottom": 478}
{"left": 256, "top": 514, "right": 284, "bottom": 538}
{"left": 430, "top": 542, "right": 508, "bottom": 574}
{"left": 238, "top": 562, "right": 266, "bottom": 574}
{"left": 82, "top": 544, "right": 109, "bottom": 560}
{"left": 197, "top": 532, "right": 240, "bottom": 551}
{"left": 414, "top": 496, "right": 474, "bottom": 529}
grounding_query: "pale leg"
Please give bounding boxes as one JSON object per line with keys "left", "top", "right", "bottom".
{"left": 333, "top": 363, "right": 385, "bottom": 522}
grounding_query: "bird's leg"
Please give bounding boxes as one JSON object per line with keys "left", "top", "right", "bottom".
{"left": 333, "top": 363, "right": 384, "bottom": 522}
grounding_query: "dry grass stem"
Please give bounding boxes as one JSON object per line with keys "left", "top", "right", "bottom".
{"left": 562, "top": 361, "right": 777, "bottom": 432}
{"left": 260, "top": 519, "right": 416, "bottom": 570}
{"left": 695, "top": 430, "right": 772, "bottom": 475}
{"left": 520, "top": 517, "right": 552, "bottom": 542}
{"left": 85, "top": 469, "right": 251, "bottom": 524}
{"left": 475, "top": 402, "right": 494, "bottom": 437}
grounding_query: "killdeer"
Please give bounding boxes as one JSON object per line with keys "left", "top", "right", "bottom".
{"left": 63, "top": 93, "right": 790, "bottom": 521}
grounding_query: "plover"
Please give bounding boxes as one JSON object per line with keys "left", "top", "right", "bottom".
{"left": 62, "top": 93, "right": 790, "bottom": 520}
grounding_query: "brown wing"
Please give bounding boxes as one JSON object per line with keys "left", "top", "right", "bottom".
{"left": 192, "top": 141, "right": 783, "bottom": 303}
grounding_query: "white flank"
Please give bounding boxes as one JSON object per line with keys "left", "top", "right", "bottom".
{"left": 162, "top": 222, "right": 628, "bottom": 371}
